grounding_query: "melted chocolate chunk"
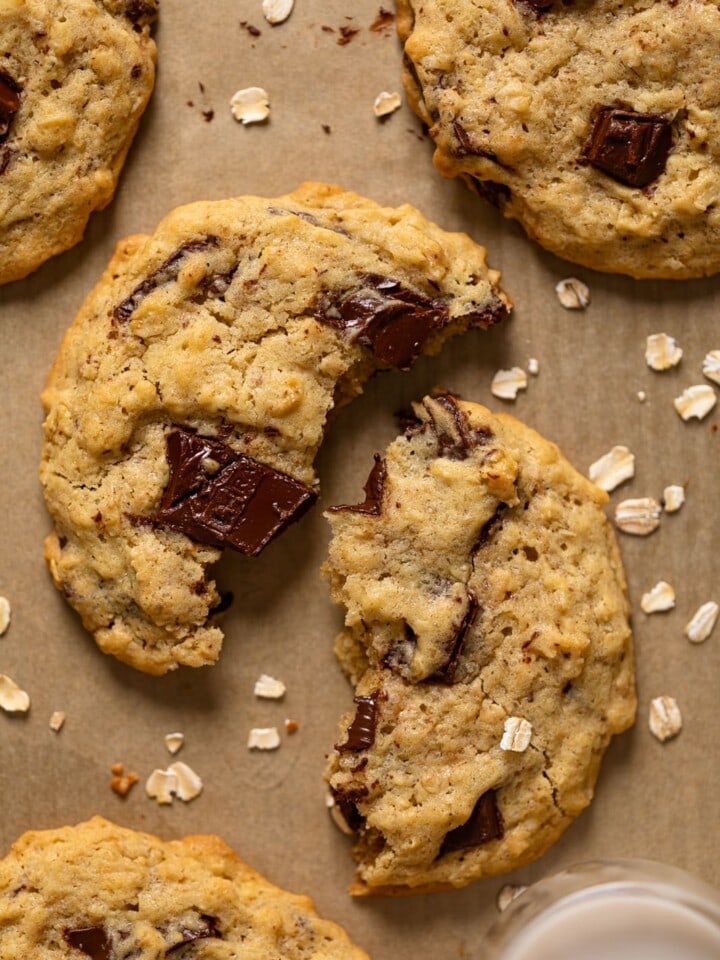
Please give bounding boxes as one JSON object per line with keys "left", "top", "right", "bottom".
{"left": 581, "top": 107, "right": 673, "bottom": 188}
{"left": 149, "top": 429, "right": 317, "bottom": 556}
{"left": 0, "top": 73, "right": 21, "bottom": 143}
{"left": 436, "top": 591, "right": 479, "bottom": 683}
{"left": 316, "top": 274, "right": 449, "bottom": 370}
{"left": 473, "top": 504, "right": 506, "bottom": 552}
{"left": 470, "top": 177, "right": 512, "bottom": 210}
{"left": 327, "top": 455, "right": 386, "bottom": 516}
{"left": 166, "top": 914, "right": 222, "bottom": 952}
{"left": 336, "top": 695, "right": 379, "bottom": 751}
{"left": 113, "top": 237, "right": 220, "bottom": 321}
{"left": 64, "top": 926, "right": 111, "bottom": 960}
{"left": 452, "top": 121, "right": 500, "bottom": 161}
{"left": 424, "top": 394, "right": 494, "bottom": 459}
{"left": 331, "top": 786, "right": 368, "bottom": 831}
{"left": 440, "top": 789, "right": 504, "bottom": 855}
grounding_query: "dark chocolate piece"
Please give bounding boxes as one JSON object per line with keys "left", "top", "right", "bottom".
{"left": 0, "top": 73, "right": 21, "bottom": 143}
{"left": 440, "top": 789, "right": 504, "bottom": 855}
{"left": 581, "top": 107, "right": 672, "bottom": 188}
{"left": 113, "top": 237, "right": 219, "bottom": 321}
{"left": 331, "top": 786, "right": 368, "bottom": 831}
{"left": 124, "top": 0, "right": 158, "bottom": 25}
{"left": 166, "top": 914, "right": 222, "bottom": 952}
{"left": 452, "top": 121, "right": 500, "bottom": 161}
{"left": 316, "top": 274, "right": 449, "bottom": 370}
{"left": 150, "top": 429, "right": 317, "bottom": 556}
{"left": 436, "top": 590, "right": 479, "bottom": 683}
{"left": 470, "top": 177, "right": 512, "bottom": 210}
{"left": 327, "top": 455, "right": 386, "bottom": 516}
{"left": 64, "top": 926, "right": 111, "bottom": 960}
{"left": 473, "top": 504, "right": 506, "bottom": 552}
{"left": 336, "top": 695, "right": 379, "bottom": 751}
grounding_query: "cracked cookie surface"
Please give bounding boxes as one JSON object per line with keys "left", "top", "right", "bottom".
{"left": 40, "top": 182, "right": 509, "bottom": 675}
{"left": 397, "top": 0, "right": 720, "bottom": 278}
{"left": 0, "top": 0, "right": 157, "bottom": 285}
{"left": 324, "top": 396, "right": 635, "bottom": 893}
{"left": 0, "top": 817, "right": 370, "bottom": 959}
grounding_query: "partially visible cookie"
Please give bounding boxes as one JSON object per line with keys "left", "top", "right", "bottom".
{"left": 397, "top": 0, "right": 720, "bottom": 278}
{"left": 40, "top": 183, "right": 509, "bottom": 674}
{"left": 0, "top": 0, "right": 157, "bottom": 285}
{"left": 0, "top": 816, "right": 370, "bottom": 959}
{"left": 324, "top": 395, "right": 636, "bottom": 893}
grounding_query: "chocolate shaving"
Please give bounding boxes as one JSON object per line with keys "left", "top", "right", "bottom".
{"left": 166, "top": 914, "right": 222, "bottom": 952}
{"left": 146, "top": 429, "right": 317, "bottom": 556}
{"left": 435, "top": 591, "right": 479, "bottom": 683}
{"left": 336, "top": 695, "right": 379, "bottom": 751}
{"left": 440, "top": 789, "right": 504, "bottom": 855}
{"left": 581, "top": 107, "right": 673, "bottom": 188}
{"left": 113, "top": 237, "right": 220, "bottom": 321}
{"left": 327, "top": 455, "right": 386, "bottom": 516}
{"left": 0, "top": 73, "right": 21, "bottom": 143}
{"left": 64, "top": 926, "right": 111, "bottom": 960}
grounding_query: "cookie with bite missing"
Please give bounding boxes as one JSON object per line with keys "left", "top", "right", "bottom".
{"left": 40, "top": 182, "right": 509, "bottom": 675}
{"left": 397, "top": 0, "right": 720, "bottom": 278}
{"left": 0, "top": 0, "right": 157, "bottom": 285}
{"left": 324, "top": 395, "right": 636, "bottom": 893}
{"left": 0, "top": 817, "right": 370, "bottom": 959}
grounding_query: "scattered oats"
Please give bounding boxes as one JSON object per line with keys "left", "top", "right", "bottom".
{"left": 637, "top": 390, "right": 647, "bottom": 402}
{"left": 248, "top": 726, "right": 281, "bottom": 750}
{"left": 254, "top": 674, "right": 286, "bottom": 699}
{"left": 164, "top": 732, "right": 184, "bottom": 755}
{"left": 262, "top": 0, "right": 294, "bottom": 25}
{"left": 491, "top": 367, "right": 527, "bottom": 401}
{"left": 645, "top": 333, "right": 682, "bottom": 371}
{"left": 285, "top": 718, "right": 299, "bottom": 734}
{"left": 497, "top": 884, "right": 527, "bottom": 913}
{"left": 0, "top": 596, "right": 10, "bottom": 636}
{"left": 588, "top": 445, "right": 635, "bottom": 492}
{"left": 373, "top": 91, "right": 402, "bottom": 118}
{"left": 684, "top": 601, "right": 719, "bottom": 644}
{"left": 674, "top": 384, "right": 717, "bottom": 421}
{"left": 0, "top": 675, "right": 29, "bottom": 713}
{"left": 640, "top": 581, "right": 676, "bottom": 614}
{"left": 145, "top": 768, "right": 177, "bottom": 805}
{"left": 614, "top": 497, "right": 661, "bottom": 536}
{"left": 49, "top": 711, "right": 65, "bottom": 732}
{"left": 555, "top": 277, "right": 590, "bottom": 310}
{"left": 527, "top": 357, "right": 539, "bottom": 376}
{"left": 649, "top": 696, "right": 682, "bottom": 742}
{"left": 702, "top": 350, "right": 720, "bottom": 386}
{"left": 168, "top": 761, "right": 204, "bottom": 801}
{"left": 230, "top": 86, "right": 270, "bottom": 124}
{"left": 662, "top": 485, "right": 685, "bottom": 513}
{"left": 326, "top": 789, "right": 354, "bottom": 835}
{"left": 111, "top": 767, "right": 139, "bottom": 798}
{"left": 500, "top": 716, "right": 532, "bottom": 752}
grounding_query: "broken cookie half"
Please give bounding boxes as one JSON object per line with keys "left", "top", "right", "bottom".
{"left": 39, "top": 183, "right": 509, "bottom": 674}
{"left": 324, "top": 395, "right": 635, "bottom": 893}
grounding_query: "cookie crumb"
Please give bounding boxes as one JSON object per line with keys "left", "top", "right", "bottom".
{"left": 674, "top": 384, "right": 717, "bottom": 421}
{"left": 0, "top": 675, "right": 29, "bottom": 713}
{"left": 230, "top": 87, "right": 270, "bottom": 124}
{"left": 337, "top": 26, "right": 359, "bottom": 45}
{"left": 527, "top": 357, "right": 539, "bottom": 375}
{"left": 649, "top": 696, "right": 682, "bottom": 742}
{"left": 110, "top": 762, "right": 124, "bottom": 776}
{"left": 640, "top": 581, "right": 676, "bottom": 614}
{"left": 254, "top": 674, "right": 286, "bottom": 699}
{"left": 248, "top": 726, "right": 281, "bottom": 750}
{"left": 500, "top": 716, "right": 532, "bottom": 752}
{"left": 614, "top": 498, "right": 661, "bottom": 536}
{"left": 49, "top": 711, "right": 66, "bottom": 732}
{"left": 662, "top": 484, "right": 685, "bottom": 513}
{"left": 262, "top": 0, "right": 294, "bottom": 25}
{"left": 373, "top": 91, "right": 401, "bottom": 118}
{"left": 588, "top": 445, "right": 635, "bottom": 492}
{"left": 645, "top": 333, "right": 682, "bottom": 371}
{"left": 684, "top": 601, "right": 719, "bottom": 644}
{"left": 0, "top": 596, "right": 10, "bottom": 636}
{"left": 491, "top": 366, "right": 527, "bottom": 401}
{"left": 164, "top": 731, "right": 184, "bottom": 755}
{"left": 110, "top": 765, "right": 139, "bottom": 798}
{"left": 555, "top": 277, "right": 590, "bottom": 310}
{"left": 285, "top": 718, "right": 299, "bottom": 734}
{"left": 370, "top": 7, "right": 395, "bottom": 31}
{"left": 497, "top": 884, "right": 527, "bottom": 912}
{"left": 702, "top": 350, "right": 720, "bottom": 386}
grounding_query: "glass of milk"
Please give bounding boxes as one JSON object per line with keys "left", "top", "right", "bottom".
{"left": 482, "top": 860, "right": 720, "bottom": 960}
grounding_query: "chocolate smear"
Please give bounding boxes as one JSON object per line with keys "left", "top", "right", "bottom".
{"left": 0, "top": 73, "right": 21, "bottom": 142}
{"left": 166, "top": 914, "right": 222, "bottom": 952}
{"left": 581, "top": 107, "right": 673, "bottom": 188}
{"left": 435, "top": 590, "right": 479, "bottom": 683}
{"left": 440, "top": 789, "right": 504, "bottom": 855}
{"left": 336, "top": 695, "right": 379, "bottom": 751}
{"left": 113, "top": 237, "right": 219, "bottom": 321}
{"left": 148, "top": 429, "right": 316, "bottom": 556}
{"left": 64, "top": 926, "right": 111, "bottom": 960}
{"left": 327, "top": 455, "right": 386, "bottom": 516}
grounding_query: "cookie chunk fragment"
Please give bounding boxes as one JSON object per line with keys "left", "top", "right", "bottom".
{"left": 40, "top": 183, "right": 509, "bottom": 674}
{"left": 324, "top": 396, "right": 635, "bottom": 892}
{"left": 0, "top": 817, "right": 370, "bottom": 959}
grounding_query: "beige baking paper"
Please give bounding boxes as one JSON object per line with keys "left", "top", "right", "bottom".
{"left": 0, "top": 2, "right": 718, "bottom": 956}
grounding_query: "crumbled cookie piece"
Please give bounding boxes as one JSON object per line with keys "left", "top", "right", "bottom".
{"left": 0, "top": 675, "right": 29, "bottom": 713}
{"left": 49, "top": 711, "right": 66, "bottom": 732}
{"left": 0, "top": 596, "right": 10, "bottom": 636}
{"left": 645, "top": 334, "right": 682, "bottom": 371}
{"left": 497, "top": 884, "right": 527, "bottom": 912}
{"left": 491, "top": 367, "right": 527, "bottom": 400}
{"left": 684, "top": 601, "right": 719, "bottom": 644}
{"left": 373, "top": 91, "right": 402, "bottom": 118}
{"left": 499, "top": 717, "right": 532, "bottom": 752}
{"left": 662, "top": 485, "right": 686, "bottom": 513}
{"left": 555, "top": 278, "right": 590, "bottom": 310}
{"left": 588, "top": 445, "right": 634, "bottom": 492}
{"left": 649, "top": 696, "right": 682, "bottom": 742}
{"left": 614, "top": 498, "right": 661, "bottom": 536}
{"left": 248, "top": 727, "right": 281, "bottom": 750}
{"left": 674, "top": 384, "right": 717, "bottom": 421}
{"left": 702, "top": 350, "right": 720, "bottom": 386}
{"left": 230, "top": 87, "right": 270, "bottom": 124}
{"left": 640, "top": 581, "right": 676, "bottom": 614}
{"left": 254, "top": 674, "right": 286, "bottom": 699}
{"left": 164, "top": 732, "right": 185, "bottom": 755}
{"left": 110, "top": 765, "right": 139, "bottom": 798}
{"left": 262, "top": 0, "right": 294, "bottom": 25}
{"left": 285, "top": 718, "right": 299, "bottom": 734}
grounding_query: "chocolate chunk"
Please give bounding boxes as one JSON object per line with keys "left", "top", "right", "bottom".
{"left": 0, "top": 73, "right": 21, "bottom": 143}
{"left": 471, "top": 177, "right": 512, "bottom": 210}
{"left": 64, "top": 926, "right": 111, "bottom": 960}
{"left": 316, "top": 274, "right": 449, "bottom": 370}
{"left": 436, "top": 591, "right": 479, "bottom": 683}
{"left": 149, "top": 429, "right": 317, "bottom": 556}
{"left": 473, "top": 504, "right": 506, "bottom": 552}
{"left": 327, "top": 455, "right": 386, "bottom": 516}
{"left": 581, "top": 107, "right": 673, "bottom": 188}
{"left": 452, "top": 121, "right": 500, "bottom": 161}
{"left": 331, "top": 786, "right": 368, "bottom": 832}
{"left": 440, "top": 789, "right": 504, "bottom": 855}
{"left": 124, "top": 0, "right": 158, "bottom": 24}
{"left": 336, "top": 695, "right": 379, "bottom": 751}
{"left": 113, "top": 237, "right": 220, "bottom": 321}
{"left": 166, "top": 915, "right": 222, "bottom": 952}
{"left": 0, "top": 144, "right": 18, "bottom": 175}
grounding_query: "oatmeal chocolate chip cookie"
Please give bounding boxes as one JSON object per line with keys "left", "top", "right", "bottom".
{"left": 40, "top": 183, "right": 509, "bottom": 675}
{"left": 0, "top": 0, "right": 157, "bottom": 286}
{"left": 397, "top": 0, "right": 720, "bottom": 278}
{"left": 0, "top": 817, "right": 370, "bottom": 959}
{"left": 324, "top": 395, "right": 635, "bottom": 893}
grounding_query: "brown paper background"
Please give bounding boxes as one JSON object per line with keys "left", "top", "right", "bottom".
{"left": 1, "top": 2, "right": 718, "bottom": 955}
